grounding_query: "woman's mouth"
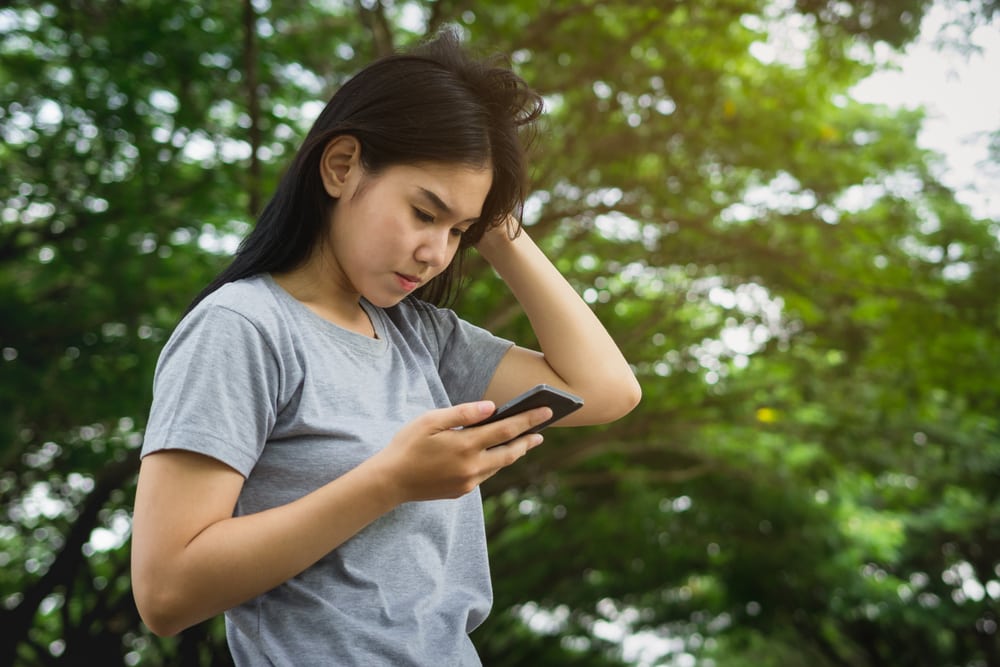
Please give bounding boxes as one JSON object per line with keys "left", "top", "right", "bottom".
{"left": 395, "top": 273, "right": 421, "bottom": 291}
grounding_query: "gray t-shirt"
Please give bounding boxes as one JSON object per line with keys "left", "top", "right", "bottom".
{"left": 141, "top": 274, "right": 514, "bottom": 666}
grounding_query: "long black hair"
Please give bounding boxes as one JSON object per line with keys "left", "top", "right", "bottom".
{"left": 187, "top": 30, "right": 543, "bottom": 312}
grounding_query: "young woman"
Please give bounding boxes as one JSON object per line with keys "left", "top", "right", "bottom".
{"left": 131, "top": 31, "right": 640, "bottom": 666}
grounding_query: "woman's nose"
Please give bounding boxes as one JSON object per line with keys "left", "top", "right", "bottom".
{"left": 415, "top": 229, "right": 452, "bottom": 267}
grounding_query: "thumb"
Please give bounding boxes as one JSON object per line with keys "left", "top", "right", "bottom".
{"left": 430, "top": 401, "right": 496, "bottom": 431}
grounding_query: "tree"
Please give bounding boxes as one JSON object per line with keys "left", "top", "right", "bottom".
{"left": 1, "top": 0, "right": 997, "bottom": 664}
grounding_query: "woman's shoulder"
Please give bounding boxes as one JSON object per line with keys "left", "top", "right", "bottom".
{"left": 180, "top": 274, "right": 289, "bottom": 339}
{"left": 164, "top": 275, "right": 304, "bottom": 374}
{"left": 204, "top": 273, "right": 270, "bottom": 304}
{"left": 197, "top": 274, "right": 279, "bottom": 316}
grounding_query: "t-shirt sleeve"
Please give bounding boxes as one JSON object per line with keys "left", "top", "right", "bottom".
{"left": 141, "top": 304, "right": 281, "bottom": 478}
{"left": 411, "top": 301, "right": 514, "bottom": 405}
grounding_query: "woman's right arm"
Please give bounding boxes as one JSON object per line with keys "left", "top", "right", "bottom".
{"left": 130, "top": 400, "right": 550, "bottom": 637}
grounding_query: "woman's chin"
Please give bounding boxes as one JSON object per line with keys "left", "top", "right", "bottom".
{"left": 363, "top": 292, "right": 408, "bottom": 308}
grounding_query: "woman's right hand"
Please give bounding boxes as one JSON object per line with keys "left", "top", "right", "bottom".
{"left": 132, "top": 400, "right": 548, "bottom": 637}
{"left": 371, "top": 401, "right": 551, "bottom": 503}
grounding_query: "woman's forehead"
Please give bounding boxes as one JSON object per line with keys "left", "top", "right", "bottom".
{"left": 389, "top": 163, "right": 493, "bottom": 219}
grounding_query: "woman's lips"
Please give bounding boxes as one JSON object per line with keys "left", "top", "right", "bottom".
{"left": 395, "top": 273, "right": 421, "bottom": 291}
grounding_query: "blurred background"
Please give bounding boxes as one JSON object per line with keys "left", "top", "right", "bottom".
{"left": 2, "top": 0, "right": 999, "bottom": 665}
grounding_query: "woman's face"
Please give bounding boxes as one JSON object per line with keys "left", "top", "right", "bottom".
{"left": 326, "top": 161, "right": 493, "bottom": 308}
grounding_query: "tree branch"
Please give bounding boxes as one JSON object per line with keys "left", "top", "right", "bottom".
{"left": 243, "top": 0, "right": 263, "bottom": 216}
{"left": 0, "top": 449, "right": 140, "bottom": 666}
{"left": 357, "top": 0, "right": 395, "bottom": 58}
{"left": 556, "top": 463, "right": 714, "bottom": 489}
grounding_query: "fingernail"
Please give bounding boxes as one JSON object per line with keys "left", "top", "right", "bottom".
{"left": 530, "top": 434, "right": 544, "bottom": 447}
{"left": 478, "top": 401, "right": 495, "bottom": 415}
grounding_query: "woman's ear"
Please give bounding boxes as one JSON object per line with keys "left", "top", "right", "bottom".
{"left": 319, "top": 135, "right": 362, "bottom": 198}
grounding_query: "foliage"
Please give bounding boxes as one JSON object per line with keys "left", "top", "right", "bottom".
{"left": 1, "top": 0, "right": 998, "bottom": 665}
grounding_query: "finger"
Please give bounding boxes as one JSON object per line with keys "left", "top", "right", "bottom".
{"left": 476, "top": 406, "right": 553, "bottom": 448}
{"left": 427, "top": 401, "right": 496, "bottom": 431}
{"left": 483, "top": 433, "right": 544, "bottom": 469}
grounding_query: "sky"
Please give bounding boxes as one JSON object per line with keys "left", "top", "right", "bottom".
{"left": 851, "top": 2, "right": 1000, "bottom": 221}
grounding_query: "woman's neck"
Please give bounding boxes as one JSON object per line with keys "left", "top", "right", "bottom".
{"left": 272, "top": 259, "right": 375, "bottom": 337}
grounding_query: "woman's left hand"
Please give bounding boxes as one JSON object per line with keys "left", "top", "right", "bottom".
{"left": 475, "top": 218, "right": 641, "bottom": 426}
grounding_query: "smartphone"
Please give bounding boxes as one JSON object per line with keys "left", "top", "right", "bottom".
{"left": 475, "top": 384, "right": 584, "bottom": 443}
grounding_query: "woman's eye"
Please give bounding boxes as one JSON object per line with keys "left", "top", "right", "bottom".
{"left": 413, "top": 207, "right": 434, "bottom": 223}
{"left": 450, "top": 227, "right": 466, "bottom": 238}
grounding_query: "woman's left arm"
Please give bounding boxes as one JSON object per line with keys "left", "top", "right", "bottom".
{"left": 477, "top": 222, "right": 642, "bottom": 426}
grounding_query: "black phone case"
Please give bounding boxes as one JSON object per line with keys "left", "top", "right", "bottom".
{"left": 475, "top": 384, "right": 584, "bottom": 434}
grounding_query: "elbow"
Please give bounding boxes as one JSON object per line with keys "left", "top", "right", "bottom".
{"left": 141, "top": 616, "right": 183, "bottom": 639}
{"left": 605, "top": 371, "right": 642, "bottom": 422}
{"left": 615, "top": 374, "right": 642, "bottom": 419}
{"left": 133, "top": 584, "right": 184, "bottom": 638}
{"left": 584, "top": 373, "right": 641, "bottom": 425}
{"left": 132, "top": 568, "right": 195, "bottom": 638}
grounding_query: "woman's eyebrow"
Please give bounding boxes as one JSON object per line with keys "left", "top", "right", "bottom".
{"left": 416, "top": 187, "right": 479, "bottom": 223}
{"left": 416, "top": 187, "right": 452, "bottom": 215}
